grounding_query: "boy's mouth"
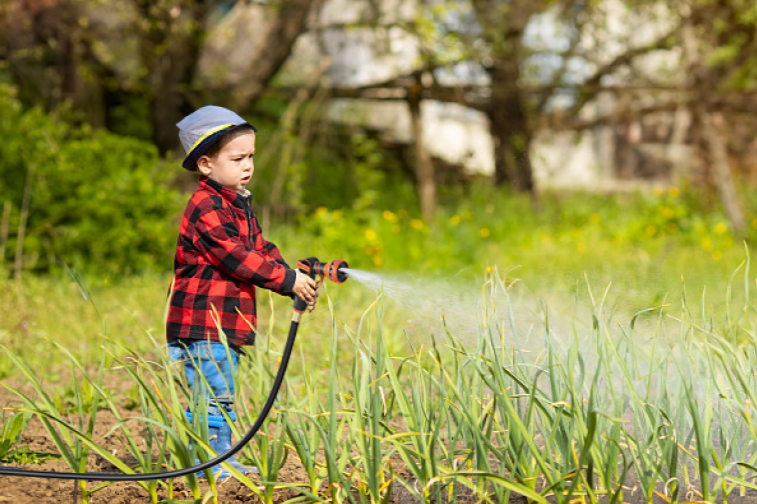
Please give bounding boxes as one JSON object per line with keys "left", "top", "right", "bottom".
{"left": 241, "top": 176, "right": 251, "bottom": 184}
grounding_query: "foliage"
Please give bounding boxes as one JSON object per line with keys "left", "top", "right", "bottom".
{"left": 0, "top": 410, "right": 59, "bottom": 465}
{"left": 695, "top": 0, "right": 757, "bottom": 91}
{"left": 0, "top": 84, "right": 185, "bottom": 277}
{"left": 0, "top": 411, "right": 27, "bottom": 460}
{"left": 281, "top": 181, "right": 743, "bottom": 280}
{"left": 248, "top": 102, "right": 415, "bottom": 215}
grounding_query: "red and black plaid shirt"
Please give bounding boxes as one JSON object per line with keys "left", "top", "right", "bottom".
{"left": 166, "top": 176, "right": 296, "bottom": 347}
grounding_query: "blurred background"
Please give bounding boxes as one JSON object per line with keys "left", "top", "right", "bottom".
{"left": 1, "top": 0, "right": 756, "bottom": 301}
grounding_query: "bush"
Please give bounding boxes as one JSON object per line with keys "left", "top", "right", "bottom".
{"left": 0, "top": 85, "right": 184, "bottom": 277}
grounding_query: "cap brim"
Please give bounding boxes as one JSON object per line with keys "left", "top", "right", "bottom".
{"left": 181, "top": 123, "right": 250, "bottom": 171}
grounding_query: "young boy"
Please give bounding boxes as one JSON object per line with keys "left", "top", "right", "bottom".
{"left": 167, "top": 105, "right": 317, "bottom": 479}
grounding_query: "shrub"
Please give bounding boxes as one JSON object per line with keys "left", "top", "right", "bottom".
{"left": 0, "top": 84, "right": 184, "bottom": 276}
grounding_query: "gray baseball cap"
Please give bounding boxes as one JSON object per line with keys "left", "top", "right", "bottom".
{"left": 176, "top": 105, "right": 251, "bottom": 171}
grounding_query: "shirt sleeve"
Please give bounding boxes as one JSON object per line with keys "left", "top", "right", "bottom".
{"left": 253, "top": 215, "right": 291, "bottom": 269}
{"left": 193, "top": 206, "right": 296, "bottom": 294}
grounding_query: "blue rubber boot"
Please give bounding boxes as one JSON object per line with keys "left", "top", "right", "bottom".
{"left": 186, "top": 409, "right": 231, "bottom": 480}
{"left": 215, "top": 410, "right": 259, "bottom": 475}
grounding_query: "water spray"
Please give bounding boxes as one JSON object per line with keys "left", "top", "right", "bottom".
{"left": 0, "top": 257, "right": 349, "bottom": 481}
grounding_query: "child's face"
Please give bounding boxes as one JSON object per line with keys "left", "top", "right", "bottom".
{"left": 197, "top": 131, "right": 256, "bottom": 192}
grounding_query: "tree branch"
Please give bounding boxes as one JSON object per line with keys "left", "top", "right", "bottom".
{"left": 223, "top": 0, "right": 320, "bottom": 109}
{"left": 570, "top": 25, "right": 681, "bottom": 113}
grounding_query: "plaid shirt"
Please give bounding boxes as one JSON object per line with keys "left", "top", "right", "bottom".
{"left": 167, "top": 176, "right": 296, "bottom": 347}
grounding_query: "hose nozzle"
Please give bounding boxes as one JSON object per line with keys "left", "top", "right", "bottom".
{"left": 296, "top": 258, "right": 349, "bottom": 284}
{"left": 293, "top": 258, "right": 349, "bottom": 316}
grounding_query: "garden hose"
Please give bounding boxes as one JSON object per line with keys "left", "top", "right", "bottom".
{"left": 0, "top": 258, "right": 348, "bottom": 481}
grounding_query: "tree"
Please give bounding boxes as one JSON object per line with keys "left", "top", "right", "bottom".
{"left": 470, "top": 0, "right": 544, "bottom": 191}
{"left": 406, "top": 73, "right": 436, "bottom": 221}
{"left": 680, "top": 0, "right": 757, "bottom": 234}
{"left": 0, "top": 0, "right": 319, "bottom": 154}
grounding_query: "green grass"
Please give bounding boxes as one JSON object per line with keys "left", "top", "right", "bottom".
{"left": 2, "top": 190, "right": 757, "bottom": 502}
{"left": 1, "top": 183, "right": 752, "bottom": 362}
{"left": 5, "top": 258, "right": 757, "bottom": 503}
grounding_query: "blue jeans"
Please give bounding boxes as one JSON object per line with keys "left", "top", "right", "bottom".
{"left": 168, "top": 340, "right": 239, "bottom": 417}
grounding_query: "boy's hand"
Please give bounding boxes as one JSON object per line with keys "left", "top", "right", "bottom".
{"left": 293, "top": 270, "right": 318, "bottom": 311}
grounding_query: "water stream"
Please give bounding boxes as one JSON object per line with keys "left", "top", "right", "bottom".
{"left": 341, "top": 267, "right": 544, "bottom": 344}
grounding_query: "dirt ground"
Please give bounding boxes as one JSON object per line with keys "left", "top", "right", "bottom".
{"left": 2, "top": 378, "right": 757, "bottom": 503}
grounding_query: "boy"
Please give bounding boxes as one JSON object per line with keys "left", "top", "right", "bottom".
{"left": 167, "top": 105, "right": 317, "bottom": 479}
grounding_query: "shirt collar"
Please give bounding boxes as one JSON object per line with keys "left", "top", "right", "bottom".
{"left": 200, "top": 176, "right": 252, "bottom": 207}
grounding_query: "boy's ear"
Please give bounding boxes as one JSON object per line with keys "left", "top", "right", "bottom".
{"left": 196, "top": 155, "right": 212, "bottom": 176}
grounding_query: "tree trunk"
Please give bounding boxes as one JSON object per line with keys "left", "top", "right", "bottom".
{"left": 147, "top": 1, "right": 208, "bottom": 155}
{"left": 681, "top": 16, "right": 746, "bottom": 234}
{"left": 0, "top": 201, "right": 10, "bottom": 266}
{"left": 697, "top": 108, "right": 746, "bottom": 234}
{"left": 15, "top": 164, "right": 34, "bottom": 282}
{"left": 488, "top": 60, "right": 534, "bottom": 192}
{"left": 151, "top": 69, "right": 191, "bottom": 156}
{"left": 407, "top": 80, "right": 436, "bottom": 222}
{"left": 472, "top": 0, "right": 537, "bottom": 193}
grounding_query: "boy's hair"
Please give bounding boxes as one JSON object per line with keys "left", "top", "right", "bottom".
{"left": 202, "top": 124, "right": 257, "bottom": 162}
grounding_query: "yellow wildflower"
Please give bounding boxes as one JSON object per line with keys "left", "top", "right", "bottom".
{"left": 411, "top": 219, "right": 424, "bottom": 230}
{"left": 701, "top": 238, "right": 713, "bottom": 251}
{"left": 383, "top": 210, "right": 397, "bottom": 222}
{"left": 449, "top": 215, "right": 461, "bottom": 226}
{"left": 480, "top": 228, "right": 490, "bottom": 238}
{"left": 668, "top": 187, "right": 680, "bottom": 197}
{"left": 373, "top": 256, "right": 383, "bottom": 266}
{"left": 715, "top": 223, "right": 728, "bottom": 235}
{"left": 316, "top": 206, "right": 328, "bottom": 217}
{"left": 365, "top": 229, "right": 377, "bottom": 241}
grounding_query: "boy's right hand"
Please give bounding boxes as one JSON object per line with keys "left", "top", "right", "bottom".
{"left": 292, "top": 270, "right": 318, "bottom": 311}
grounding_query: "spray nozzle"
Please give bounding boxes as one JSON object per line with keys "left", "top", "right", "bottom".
{"left": 293, "top": 258, "right": 349, "bottom": 316}
{"left": 296, "top": 258, "right": 349, "bottom": 284}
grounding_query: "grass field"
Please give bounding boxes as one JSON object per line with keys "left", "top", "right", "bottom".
{"left": 2, "top": 190, "right": 757, "bottom": 503}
